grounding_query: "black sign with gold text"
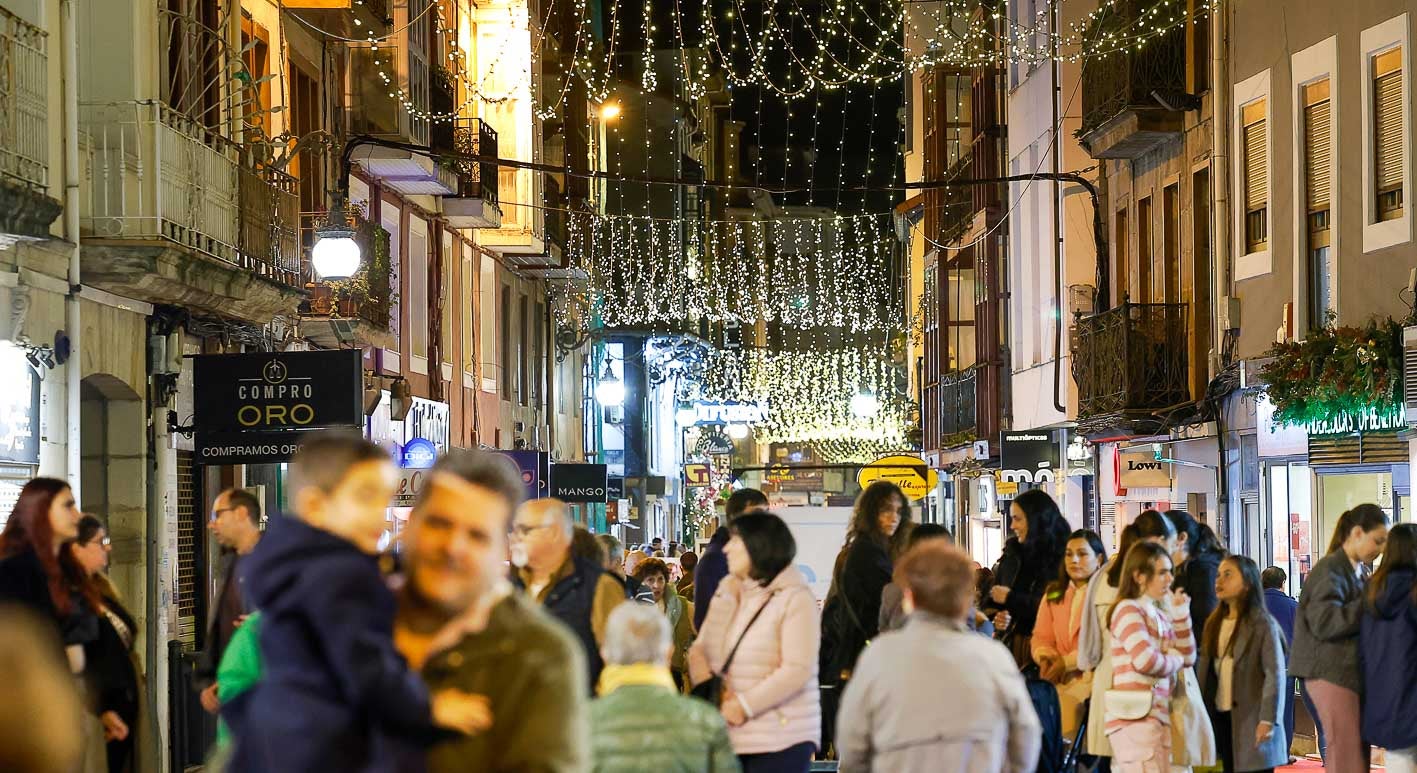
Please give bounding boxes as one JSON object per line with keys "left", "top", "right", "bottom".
{"left": 193, "top": 350, "right": 363, "bottom": 433}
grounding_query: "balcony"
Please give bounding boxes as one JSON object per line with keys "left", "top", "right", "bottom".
{"left": 346, "top": 42, "right": 457, "bottom": 196}
{"left": 0, "top": 6, "right": 61, "bottom": 239}
{"left": 940, "top": 368, "right": 977, "bottom": 440}
{"left": 441, "top": 117, "right": 501, "bottom": 229}
{"left": 80, "top": 101, "right": 305, "bottom": 323}
{"left": 1072, "top": 302, "right": 1189, "bottom": 433}
{"left": 1077, "top": 3, "right": 1188, "bottom": 160}
{"left": 299, "top": 212, "right": 397, "bottom": 349}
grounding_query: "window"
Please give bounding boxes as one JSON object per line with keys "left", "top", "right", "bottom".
{"left": 1304, "top": 79, "right": 1333, "bottom": 326}
{"left": 408, "top": 216, "right": 429, "bottom": 365}
{"left": 1186, "top": 0, "right": 1209, "bottom": 93}
{"left": 1162, "top": 183, "right": 1180, "bottom": 304}
{"left": 461, "top": 252, "right": 475, "bottom": 375}
{"left": 381, "top": 205, "right": 401, "bottom": 350}
{"left": 1138, "top": 196, "right": 1153, "bottom": 304}
{"left": 1242, "top": 99, "right": 1269, "bottom": 253}
{"left": 1191, "top": 168, "right": 1213, "bottom": 398}
{"left": 1114, "top": 207, "right": 1129, "bottom": 306}
{"left": 239, "top": 16, "right": 271, "bottom": 142}
{"left": 441, "top": 232, "right": 454, "bottom": 368}
{"left": 480, "top": 259, "right": 497, "bottom": 392}
{"left": 1374, "top": 47, "right": 1404, "bottom": 221}
{"left": 532, "top": 301, "right": 545, "bottom": 406}
{"left": 519, "top": 295, "right": 530, "bottom": 406}
{"left": 500, "top": 286, "right": 513, "bottom": 399}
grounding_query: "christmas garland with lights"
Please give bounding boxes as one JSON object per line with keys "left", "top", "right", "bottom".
{"left": 1258, "top": 316, "right": 1407, "bottom": 428}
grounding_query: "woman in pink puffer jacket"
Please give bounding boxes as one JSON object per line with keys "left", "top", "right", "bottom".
{"left": 689, "top": 512, "right": 821, "bottom": 772}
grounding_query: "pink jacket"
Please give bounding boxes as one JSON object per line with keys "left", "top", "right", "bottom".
{"left": 1032, "top": 582, "right": 1084, "bottom": 674}
{"left": 688, "top": 566, "right": 821, "bottom": 755}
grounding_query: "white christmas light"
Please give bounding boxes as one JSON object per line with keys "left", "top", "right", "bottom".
{"left": 851, "top": 389, "right": 881, "bottom": 418}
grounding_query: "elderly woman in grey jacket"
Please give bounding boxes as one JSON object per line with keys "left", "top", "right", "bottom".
{"left": 1196, "top": 556, "right": 1288, "bottom": 773}
{"left": 836, "top": 541, "right": 1040, "bottom": 773}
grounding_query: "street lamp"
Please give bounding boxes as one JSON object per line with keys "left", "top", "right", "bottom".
{"left": 312, "top": 203, "right": 362, "bottom": 280}
{"left": 595, "top": 361, "right": 625, "bottom": 406}
{"left": 850, "top": 388, "right": 880, "bottom": 418}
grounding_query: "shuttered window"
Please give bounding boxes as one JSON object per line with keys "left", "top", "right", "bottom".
{"left": 1304, "top": 80, "right": 1332, "bottom": 216}
{"left": 1242, "top": 99, "right": 1268, "bottom": 253}
{"left": 1374, "top": 47, "right": 1404, "bottom": 221}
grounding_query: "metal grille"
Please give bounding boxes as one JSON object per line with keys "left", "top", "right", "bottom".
{"left": 1304, "top": 96, "right": 1331, "bottom": 212}
{"left": 1308, "top": 432, "right": 1408, "bottom": 466}
{"left": 940, "top": 368, "right": 977, "bottom": 437}
{"left": 0, "top": 6, "right": 47, "bottom": 189}
{"left": 1079, "top": 0, "right": 1187, "bottom": 135}
{"left": 1072, "top": 302, "right": 1190, "bottom": 422}
{"left": 176, "top": 450, "right": 198, "bottom": 646}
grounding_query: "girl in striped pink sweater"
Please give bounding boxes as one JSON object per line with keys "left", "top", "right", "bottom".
{"left": 1105, "top": 541, "right": 1196, "bottom": 773}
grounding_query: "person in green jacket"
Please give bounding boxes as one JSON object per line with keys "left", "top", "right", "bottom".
{"left": 205, "top": 611, "right": 263, "bottom": 771}
{"left": 591, "top": 603, "right": 740, "bottom": 773}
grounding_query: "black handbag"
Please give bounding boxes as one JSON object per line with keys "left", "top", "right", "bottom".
{"left": 690, "top": 591, "right": 779, "bottom": 705}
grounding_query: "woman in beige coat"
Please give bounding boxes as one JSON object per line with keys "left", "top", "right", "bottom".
{"left": 689, "top": 512, "right": 820, "bottom": 773}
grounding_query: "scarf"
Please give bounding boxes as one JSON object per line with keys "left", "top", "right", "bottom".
{"left": 596, "top": 662, "right": 677, "bottom": 696}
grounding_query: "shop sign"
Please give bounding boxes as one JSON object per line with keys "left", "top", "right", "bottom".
{"left": 551, "top": 463, "right": 609, "bottom": 502}
{"left": 684, "top": 463, "right": 711, "bottom": 487}
{"left": 857, "top": 454, "right": 938, "bottom": 501}
{"left": 194, "top": 350, "right": 362, "bottom": 433}
{"left": 0, "top": 347, "right": 40, "bottom": 465}
{"left": 195, "top": 430, "right": 318, "bottom": 465}
{"left": 1304, "top": 402, "right": 1404, "bottom": 437}
{"left": 400, "top": 438, "right": 438, "bottom": 469}
{"left": 404, "top": 398, "right": 450, "bottom": 453}
{"left": 1119, "top": 450, "right": 1171, "bottom": 487}
{"left": 502, "top": 450, "right": 549, "bottom": 501}
{"left": 690, "top": 401, "right": 769, "bottom": 425}
{"left": 999, "top": 430, "right": 1062, "bottom": 484}
{"left": 393, "top": 468, "right": 429, "bottom": 508}
{"left": 701, "top": 429, "right": 735, "bottom": 456}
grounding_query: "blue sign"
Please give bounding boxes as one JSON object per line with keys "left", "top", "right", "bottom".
{"left": 401, "top": 438, "right": 438, "bottom": 469}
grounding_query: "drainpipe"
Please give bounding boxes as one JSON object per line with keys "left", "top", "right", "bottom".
{"left": 61, "top": 0, "right": 80, "bottom": 496}
{"left": 1050, "top": 0, "right": 1066, "bottom": 416}
{"left": 1211, "top": 0, "right": 1230, "bottom": 375}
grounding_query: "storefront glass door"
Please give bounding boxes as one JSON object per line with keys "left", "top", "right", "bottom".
{"left": 1266, "top": 462, "right": 1313, "bottom": 596}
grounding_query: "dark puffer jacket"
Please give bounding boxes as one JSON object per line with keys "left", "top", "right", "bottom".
{"left": 822, "top": 537, "right": 891, "bottom": 682}
{"left": 1360, "top": 567, "right": 1417, "bottom": 750}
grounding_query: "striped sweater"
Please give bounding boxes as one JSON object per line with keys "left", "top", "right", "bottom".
{"left": 1105, "top": 597, "right": 1195, "bottom": 734}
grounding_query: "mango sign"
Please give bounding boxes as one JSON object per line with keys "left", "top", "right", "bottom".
{"left": 857, "top": 455, "right": 939, "bottom": 500}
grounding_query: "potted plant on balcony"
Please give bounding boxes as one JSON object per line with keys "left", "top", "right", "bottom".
{"left": 322, "top": 215, "right": 394, "bottom": 328}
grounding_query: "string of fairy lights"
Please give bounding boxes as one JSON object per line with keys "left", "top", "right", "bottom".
{"left": 287, "top": 0, "right": 1217, "bottom": 452}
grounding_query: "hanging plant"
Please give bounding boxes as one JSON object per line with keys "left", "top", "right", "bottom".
{"left": 1259, "top": 316, "right": 1406, "bottom": 427}
{"left": 326, "top": 215, "right": 396, "bottom": 329}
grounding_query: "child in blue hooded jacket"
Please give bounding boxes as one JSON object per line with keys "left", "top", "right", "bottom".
{"left": 1361, "top": 523, "right": 1417, "bottom": 773}
{"left": 224, "top": 432, "right": 488, "bottom": 773}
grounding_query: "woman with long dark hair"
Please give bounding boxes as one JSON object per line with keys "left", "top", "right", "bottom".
{"left": 1166, "top": 510, "right": 1226, "bottom": 641}
{"left": 0, "top": 478, "right": 97, "bottom": 665}
{"left": 986, "top": 489, "right": 1073, "bottom": 660}
{"left": 820, "top": 481, "right": 911, "bottom": 755}
{"left": 1078, "top": 510, "right": 1178, "bottom": 761}
{"left": 1291, "top": 504, "right": 1389, "bottom": 773}
{"left": 1031, "top": 529, "right": 1107, "bottom": 739}
{"left": 63, "top": 516, "right": 140, "bottom": 773}
{"left": 1197, "top": 556, "right": 1288, "bottom": 773}
{"left": 1360, "top": 523, "right": 1417, "bottom": 773}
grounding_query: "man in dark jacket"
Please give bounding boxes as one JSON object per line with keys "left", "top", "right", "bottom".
{"left": 1262, "top": 565, "right": 1315, "bottom": 761}
{"left": 511, "top": 498, "right": 625, "bottom": 693}
{"left": 596, "top": 533, "right": 655, "bottom": 603}
{"left": 395, "top": 450, "right": 589, "bottom": 773}
{"left": 693, "top": 487, "right": 768, "bottom": 629}
{"left": 198, "top": 487, "right": 262, "bottom": 715}
{"left": 227, "top": 432, "right": 484, "bottom": 772}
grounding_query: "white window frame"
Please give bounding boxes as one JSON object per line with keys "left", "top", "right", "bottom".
{"left": 1290, "top": 37, "right": 1339, "bottom": 330}
{"left": 1361, "top": 14, "right": 1412, "bottom": 253}
{"left": 1233, "top": 68, "right": 1272, "bottom": 281}
{"left": 479, "top": 256, "right": 498, "bottom": 393}
{"left": 407, "top": 214, "right": 429, "bottom": 374}
{"left": 380, "top": 202, "right": 402, "bottom": 368}
{"left": 462, "top": 248, "right": 476, "bottom": 388}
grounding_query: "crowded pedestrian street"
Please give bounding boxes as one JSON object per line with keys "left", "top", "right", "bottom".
{"left": 3, "top": 0, "right": 1417, "bottom": 771}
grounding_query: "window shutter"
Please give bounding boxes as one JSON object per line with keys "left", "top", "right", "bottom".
{"left": 1243, "top": 102, "right": 1268, "bottom": 213}
{"left": 1375, "top": 64, "right": 1403, "bottom": 193}
{"left": 1304, "top": 82, "right": 1331, "bottom": 213}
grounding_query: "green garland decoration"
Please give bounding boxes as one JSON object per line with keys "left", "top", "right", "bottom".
{"left": 1258, "top": 316, "right": 1406, "bottom": 427}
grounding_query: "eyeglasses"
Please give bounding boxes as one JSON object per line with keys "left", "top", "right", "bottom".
{"left": 510, "top": 523, "right": 555, "bottom": 538}
{"left": 210, "top": 507, "right": 236, "bottom": 522}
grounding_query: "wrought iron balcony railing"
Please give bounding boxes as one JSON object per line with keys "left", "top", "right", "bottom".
{"left": 1079, "top": 1, "right": 1187, "bottom": 137}
{"left": 1072, "top": 302, "right": 1189, "bottom": 420}
{"left": 940, "top": 368, "right": 977, "bottom": 437}
{"left": 82, "top": 101, "right": 303, "bottom": 289}
{"left": 0, "top": 5, "right": 47, "bottom": 190}
{"left": 450, "top": 117, "right": 499, "bottom": 209}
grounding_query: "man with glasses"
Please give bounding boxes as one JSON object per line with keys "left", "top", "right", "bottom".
{"left": 197, "top": 487, "right": 262, "bottom": 715}
{"left": 510, "top": 498, "right": 625, "bottom": 693}
{"left": 393, "top": 450, "right": 589, "bottom": 772}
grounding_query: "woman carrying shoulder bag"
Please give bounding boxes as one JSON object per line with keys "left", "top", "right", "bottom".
{"left": 1197, "top": 556, "right": 1288, "bottom": 773}
{"left": 689, "top": 512, "right": 820, "bottom": 773}
{"left": 1104, "top": 541, "right": 1195, "bottom": 773}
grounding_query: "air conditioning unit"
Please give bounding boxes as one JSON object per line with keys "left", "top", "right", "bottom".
{"left": 1403, "top": 325, "right": 1417, "bottom": 425}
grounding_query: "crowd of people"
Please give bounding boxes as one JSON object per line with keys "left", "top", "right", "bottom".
{"left": 1, "top": 430, "right": 1415, "bottom": 773}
